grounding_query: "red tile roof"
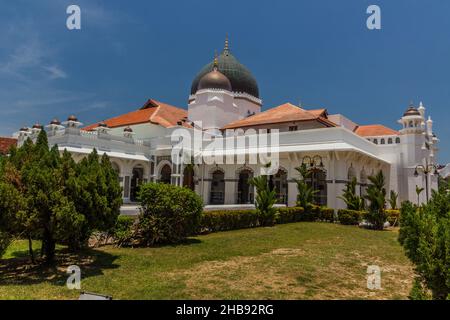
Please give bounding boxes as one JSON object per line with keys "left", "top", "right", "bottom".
{"left": 354, "top": 124, "right": 399, "bottom": 137}
{"left": 222, "top": 103, "right": 336, "bottom": 129}
{"left": 84, "top": 99, "right": 189, "bottom": 131}
{"left": 0, "top": 137, "right": 17, "bottom": 155}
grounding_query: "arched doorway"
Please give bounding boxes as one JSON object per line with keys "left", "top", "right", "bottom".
{"left": 160, "top": 164, "right": 172, "bottom": 184}
{"left": 130, "top": 167, "right": 144, "bottom": 202}
{"left": 210, "top": 170, "right": 225, "bottom": 204}
{"left": 183, "top": 165, "right": 195, "bottom": 190}
{"left": 237, "top": 169, "right": 254, "bottom": 204}
{"left": 306, "top": 168, "right": 327, "bottom": 206}
{"left": 270, "top": 168, "right": 288, "bottom": 204}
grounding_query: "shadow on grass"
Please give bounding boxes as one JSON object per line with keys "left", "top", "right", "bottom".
{"left": 0, "top": 248, "right": 119, "bottom": 287}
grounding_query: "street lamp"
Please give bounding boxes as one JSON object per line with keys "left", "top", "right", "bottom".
{"left": 414, "top": 160, "right": 439, "bottom": 202}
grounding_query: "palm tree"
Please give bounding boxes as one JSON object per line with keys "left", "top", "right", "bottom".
{"left": 364, "top": 170, "right": 387, "bottom": 230}
{"left": 249, "top": 165, "right": 278, "bottom": 226}
{"left": 389, "top": 190, "right": 398, "bottom": 210}
{"left": 293, "top": 164, "right": 318, "bottom": 211}
{"left": 415, "top": 185, "right": 424, "bottom": 205}
{"left": 339, "top": 177, "right": 365, "bottom": 211}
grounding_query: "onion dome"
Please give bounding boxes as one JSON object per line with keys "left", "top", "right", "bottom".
{"left": 123, "top": 126, "right": 133, "bottom": 133}
{"left": 403, "top": 103, "right": 421, "bottom": 116}
{"left": 32, "top": 123, "right": 43, "bottom": 129}
{"left": 67, "top": 115, "right": 78, "bottom": 122}
{"left": 197, "top": 51, "right": 232, "bottom": 92}
{"left": 191, "top": 36, "right": 259, "bottom": 98}
{"left": 50, "top": 118, "right": 61, "bottom": 125}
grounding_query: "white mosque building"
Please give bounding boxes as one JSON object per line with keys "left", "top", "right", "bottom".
{"left": 15, "top": 38, "right": 440, "bottom": 210}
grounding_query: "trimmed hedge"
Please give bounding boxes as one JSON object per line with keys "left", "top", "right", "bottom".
{"left": 319, "top": 207, "right": 335, "bottom": 222}
{"left": 337, "top": 209, "right": 365, "bottom": 225}
{"left": 385, "top": 209, "right": 400, "bottom": 227}
{"left": 201, "top": 209, "right": 259, "bottom": 232}
{"left": 276, "top": 207, "right": 305, "bottom": 224}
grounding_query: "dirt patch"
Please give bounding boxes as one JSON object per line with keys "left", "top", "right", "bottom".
{"left": 165, "top": 248, "right": 414, "bottom": 300}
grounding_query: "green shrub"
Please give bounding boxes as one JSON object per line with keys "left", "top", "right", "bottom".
{"left": 299, "top": 205, "right": 320, "bottom": 222}
{"left": 135, "top": 183, "right": 203, "bottom": 245}
{"left": 201, "top": 209, "right": 259, "bottom": 232}
{"left": 337, "top": 209, "right": 364, "bottom": 225}
{"left": 276, "top": 207, "right": 305, "bottom": 224}
{"left": 399, "top": 184, "right": 450, "bottom": 299}
{"left": 112, "top": 215, "right": 135, "bottom": 247}
{"left": 385, "top": 209, "right": 400, "bottom": 227}
{"left": 319, "top": 207, "right": 335, "bottom": 222}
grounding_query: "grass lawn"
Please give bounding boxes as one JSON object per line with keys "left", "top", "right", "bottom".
{"left": 0, "top": 222, "right": 414, "bottom": 300}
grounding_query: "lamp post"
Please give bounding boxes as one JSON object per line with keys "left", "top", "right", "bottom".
{"left": 414, "top": 159, "right": 439, "bottom": 202}
{"left": 302, "top": 155, "right": 324, "bottom": 168}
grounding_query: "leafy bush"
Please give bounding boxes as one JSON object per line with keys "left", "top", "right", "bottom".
{"left": 385, "top": 209, "right": 400, "bottom": 227}
{"left": 276, "top": 207, "right": 304, "bottom": 224}
{"left": 201, "top": 209, "right": 259, "bottom": 232}
{"left": 337, "top": 209, "right": 364, "bottom": 225}
{"left": 319, "top": 207, "right": 335, "bottom": 222}
{"left": 135, "top": 183, "right": 203, "bottom": 245}
{"left": 399, "top": 182, "right": 450, "bottom": 299}
{"left": 112, "top": 215, "right": 135, "bottom": 247}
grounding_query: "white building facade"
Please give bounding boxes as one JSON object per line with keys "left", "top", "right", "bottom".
{"left": 16, "top": 40, "right": 440, "bottom": 210}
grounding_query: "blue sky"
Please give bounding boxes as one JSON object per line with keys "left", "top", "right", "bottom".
{"left": 0, "top": 0, "right": 449, "bottom": 162}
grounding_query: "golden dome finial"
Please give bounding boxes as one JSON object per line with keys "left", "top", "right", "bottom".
{"left": 213, "top": 50, "right": 218, "bottom": 70}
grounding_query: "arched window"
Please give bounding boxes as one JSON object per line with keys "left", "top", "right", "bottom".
{"left": 388, "top": 138, "right": 393, "bottom": 144}
{"left": 409, "top": 121, "right": 413, "bottom": 128}
{"left": 270, "top": 168, "right": 288, "bottom": 204}
{"left": 348, "top": 164, "right": 356, "bottom": 181}
{"left": 160, "top": 164, "right": 171, "bottom": 184}
{"left": 210, "top": 170, "right": 225, "bottom": 204}
{"left": 183, "top": 165, "right": 195, "bottom": 191}
{"left": 237, "top": 169, "right": 254, "bottom": 204}
{"left": 373, "top": 139, "right": 378, "bottom": 144}
{"left": 380, "top": 138, "right": 385, "bottom": 144}
{"left": 395, "top": 137, "right": 400, "bottom": 144}
{"left": 130, "top": 166, "right": 144, "bottom": 202}
{"left": 360, "top": 168, "right": 367, "bottom": 197}
{"left": 306, "top": 168, "right": 327, "bottom": 206}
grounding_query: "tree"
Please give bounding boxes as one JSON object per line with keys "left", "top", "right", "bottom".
{"left": 294, "top": 164, "right": 318, "bottom": 211}
{"left": 364, "top": 170, "right": 387, "bottom": 230}
{"left": 339, "top": 177, "right": 365, "bottom": 211}
{"left": 0, "top": 130, "right": 122, "bottom": 263}
{"left": 399, "top": 180, "right": 450, "bottom": 299}
{"left": 415, "top": 185, "right": 424, "bottom": 205}
{"left": 389, "top": 190, "right": 398, "bottom": 210}
{"left": 249, "top": 169, "right": 278, "bottom": 226}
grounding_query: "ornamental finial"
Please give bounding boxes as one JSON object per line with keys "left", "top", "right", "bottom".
{"left": 224, "top": 33, "right": 229, "bottom": 52}
{"left": 213, "top": 50, "right": 218, "bottom": 70}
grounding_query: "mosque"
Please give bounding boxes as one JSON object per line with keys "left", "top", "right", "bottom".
{"left": 14, "top": 37, "right": 440, "bottom": 210}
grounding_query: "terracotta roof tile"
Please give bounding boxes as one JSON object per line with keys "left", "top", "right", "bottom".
{"left": 354, "top": 124, "right": 399, "bottom": 137}
{"left": 0, "top": 137, "right": 17, "bottom": 155}
{"left": 84, "top": 99, "right": 188, "bottom": 131}
{"left": 222, "top": 103, "right": 336, "bottom": 129}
